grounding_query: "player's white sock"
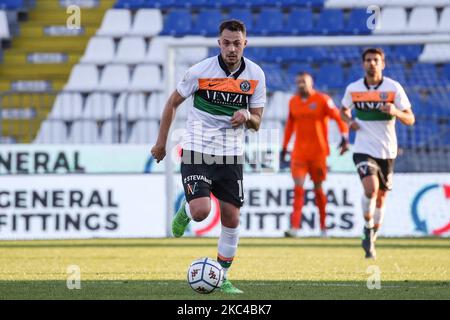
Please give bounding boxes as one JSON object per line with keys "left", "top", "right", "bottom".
{"left": 374, "top": 206, "right": 385, "bottom": 230}
{"left": 185, "top": 201, "right": 192, "bottom": 219}
{"left": 361, "top": 194, "right": 376, "bottom": 229}
{"left": 217, "top": 225, "right": 239, "bottom": 279}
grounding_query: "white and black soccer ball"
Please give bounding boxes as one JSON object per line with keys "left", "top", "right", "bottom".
{"left": 187, "top": 257, "right": 224, "bottom": 294}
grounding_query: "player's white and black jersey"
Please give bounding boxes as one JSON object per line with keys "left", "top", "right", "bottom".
{"left": 177, "top": 54, "right": 266, "bottom": 156}
{"left": 341, "top": 76, "right": 412, "bottom": 159}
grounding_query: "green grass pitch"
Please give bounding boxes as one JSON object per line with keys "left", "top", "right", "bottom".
{"left": 0, "top": 237, "right": 449, "bottom": 300}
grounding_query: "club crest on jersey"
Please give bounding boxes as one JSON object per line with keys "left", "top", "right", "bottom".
{"left": 309, "top": 102, "right": 317, "bottom": 110}
{"left": 379, "top": 92, "right": 389, "bottom": 101}
{"left": 187, "top": 182, "right": 198, "bottom": 196}
{"left": 240, "top": 81, "right": 251, "bottom": 92}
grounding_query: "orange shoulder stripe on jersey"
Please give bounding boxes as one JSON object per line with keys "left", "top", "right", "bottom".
{"left": 351, "top": 91, "right": 396, "bottom": 102}
{"left": 199, "top": 78, "right": 258, "bottom": 94}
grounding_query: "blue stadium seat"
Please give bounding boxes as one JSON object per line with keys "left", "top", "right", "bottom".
{"left": 408, "top": 63, "right": 440, "bottom": 88}
{"left": 260, "top": 63, "right": 287, "bottom": 91}
{"left": 244, "top": 47, "right": 270, "bottom": 62}
{"left": 287, "top": 62, "right": 314, "bottom": 77}
{"left": 345, "top": 9, "right": 371, "bottom": 35}
{"left": 296, "top": 47, "right": 327, "bottom": 62}
{"left": 191, "top": 9, "right": 224, "bottom": 36}
{"left": 114, "top": 0, "right": 145, "bottom": 8}
{"left": 144, "top": 0, "right": 178, "bottom": 8}
{"left": 187, "top": 0, "right": 217, "bottom": 8}
{"left": 393, "top": 45, "right": 423, "bottom": 62}
{"left": 315, "top": 9, "right": 344, "bottom": 35}
{"left": 266, "top": 47, "right": 298, "bottom": 63}
{"left": 443, "top": 63, "right": 450, "bottom": 82}
{"left": 346, "top": 64, "right": 364, "bottom": 83}
{"left": 384, "top": 63, "right": 408, "bottom": 84}
{"left": 284, "top": 8, "right": 313, "bottom": 35}
{"left": 330, "top": 46, "right": 360, "bottom": 62}
{"left": 0, "top": 0, "right": 24, "bottom": 9}
{"left": 160, "top": 9, "right": 192, "bottom": 36}
{"left": 315, "top": 63, "right": 344, "bottom": 90}
{"left": 226, "top": 9, "right": 254, "bottom": 35}
{"left": 254, "top": 8, "right": 284, "bottom": 35}
{"left": 213, "top": 0, "right": 240, "bottom": 8}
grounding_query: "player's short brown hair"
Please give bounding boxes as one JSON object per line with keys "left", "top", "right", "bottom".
{"left": 362, "top": 48, "right": 385, "bottom": 61}
{"left": 219, "top": 19, "right": 246, "bottom": 36}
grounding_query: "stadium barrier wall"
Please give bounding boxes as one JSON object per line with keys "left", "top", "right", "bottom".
{"left": 0, "top": 144, "right": 355, "bottom": 175}
{"left": 0, "top": 173, "right": 448, "bottom": 239}
{"left": 0, "top": 174, "right": 166, "bottom": 239}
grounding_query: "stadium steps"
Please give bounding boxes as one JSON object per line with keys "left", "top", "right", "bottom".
{"left": 0, "top": 1, "right": 115, "bottom": 143}
{"left": 2, "top": 49, "right": 82, "bottom": 65}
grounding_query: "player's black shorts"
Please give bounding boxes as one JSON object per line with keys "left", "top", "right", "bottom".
{"left": 180, "top": 149, "right": 244, "bottom": 208}
{"left": 353, "top": 153, "right": 395, "bottom": 191}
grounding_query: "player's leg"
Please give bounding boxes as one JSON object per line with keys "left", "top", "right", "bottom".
{"left": 310, "top": 158, "right": 328, "bottom": 236}
{"left": 217, "top": 199, "right": 243, "bottom": 294}
{"left": 285, "top": 159, "right": 307, "bottom": 237}
{"left": 373, "top": 158, "right": 394, "bottom": 243}
{"left": 211, "top": 160, "right": 244, "bottom": 294}
{"left": 374, "top": 189, "right": 388, "bottom": 241}
{"left": 353, "top": 153, "right": 380, "bottom": 258}
{"left": 173, "top": 150, "right": 212, "bottom": 238}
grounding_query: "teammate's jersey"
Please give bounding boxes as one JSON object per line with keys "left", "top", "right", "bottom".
{"left": 341, "top": 77, "right": 411, "bottom": 159}
{"left": 282, "top": 91, "right": 348, "bottom": 160}
{"left": 176, "top": 55, "right": 266, "bottom": 156}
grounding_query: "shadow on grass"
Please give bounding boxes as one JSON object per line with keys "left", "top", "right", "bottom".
{"left": 0, "top": 280, "right": 449, "bottom": 300}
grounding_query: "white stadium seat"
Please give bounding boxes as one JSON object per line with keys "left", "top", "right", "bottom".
{"left": 115, "top": 92, "right": 147, "bottom": 121}
{"left": 64, "top": 64, "right": 99, "bottom": 92}
{"left": 385, "top": 0, "right": 418, "bottom": 6}
{"left": 127, "top": 120, "right": 159, "bottom": 144}
{"left": 69, "top": 120, "right": 101, "bottom": 144}
{"left": 0, "top": 10, "right": 10, "bottom": 39}
{"left": 34, "top": 120, "right": 68, "bottom": 144}
{"left": 98, "top": 64, "right": 130, "bottom": 92}
{"left": 147, "top": 92, "right": 165, "bottom": 119}
{"left": 115, "top": 37, "right": 146, "bottom": 64}
{"left": 404, "top": 7, "right": 438, "bottom": 34}
{"left": 97, "top": 9, "right": 131, "bottom": 37}
{"left": 437, "top": 6, "right": 450, "bottom": 33}
{"left": 129, "top": 64, "right": 164, "bottom": 92}
{"left": 80, "top": 37, "right": 115, "bottom": 64}
{"left": 419, "top": 44, "right": 450, "bottom": 63}
{"left": 49, "top": 93, "right": 84, "bottom": 121}
{"left": 373, "top": 7, "right": 407, "bottom": 34}
{"left": 101, "top": 120, "right": 117, "bottom": 144}
{"left": 129, "top": 9, "right": 163, "bottom": 37}
{"left": 416, "top": 0, "right": 450, "bottom": 6}
{"left": 144, "top": 36, "right": 169, "bottom": 64}
{"left": 83, "top": 93, "right": 115, "bottom": 120}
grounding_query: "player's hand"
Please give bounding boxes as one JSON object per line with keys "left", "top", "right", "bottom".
{"left": 151, "top": 143, "right": 166, "bottom": 163}
{"left": 230, "top": 109, "right": 250, "bottom": 128}
{"left": 349, "top": 120, "right": 360, "bottom": 131}
{"left": 338, "top": 136, "right": 349, "bottom": 155}
{"left": 280, "top": 148, "right": 287, "bottom": 162}
{"left": 380, "top": 103, "right": 398, "bottom": 116}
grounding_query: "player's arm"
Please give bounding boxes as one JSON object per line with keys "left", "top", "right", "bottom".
{"left": 230, "top": 107, "right": 264, "bottom": 131}
{"left": 151, "top": 90, "right": 186, "bottom": 163}
{"left": 340, "top": 107, "right": 360, "bottom": 131}
{"left": 380, "top": 104, "right": 415, "bottom": 126}
{"left": 325, "top": 99, "right": 350, "bottom": 155}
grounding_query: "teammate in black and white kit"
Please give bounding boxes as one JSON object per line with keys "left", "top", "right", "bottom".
{"left": 340, "top": 48, "right": 415, "bottom": 259}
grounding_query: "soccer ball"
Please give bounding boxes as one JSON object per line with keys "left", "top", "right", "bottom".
{"left": 187, "top": 257, "right": 224, "bottom": 294}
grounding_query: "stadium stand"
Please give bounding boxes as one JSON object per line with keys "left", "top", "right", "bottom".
{"left": 0, "top": 0, "right": 449, "bottom": 171}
